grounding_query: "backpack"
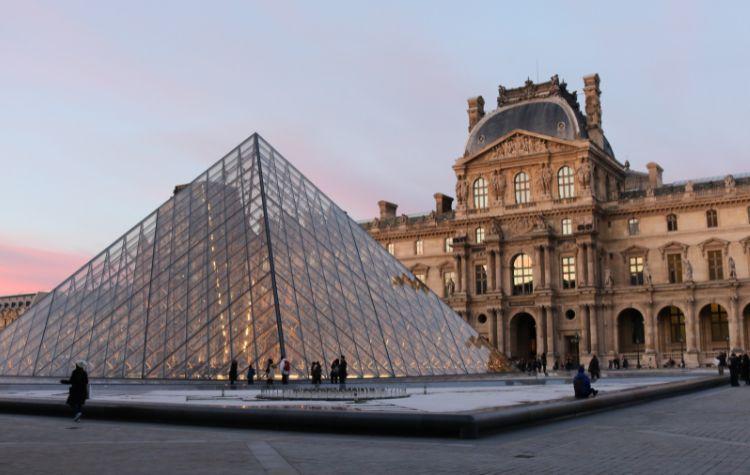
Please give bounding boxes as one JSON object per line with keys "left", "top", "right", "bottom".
{"left": 284, "top": 360, "right": 291, "bottom": 372}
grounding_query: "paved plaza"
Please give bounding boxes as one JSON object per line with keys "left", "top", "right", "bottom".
{"left": 0, "top": 381, "right": 747, "bottom": 474}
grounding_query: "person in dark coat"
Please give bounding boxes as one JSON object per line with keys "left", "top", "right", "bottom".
{"left": 330, "top": 358, "right": 339, "bottom": 384}
{"left": 729, "top": 352, "right": 740, "bottom": 387}
{"left": 588, "top": 355, "right": 601, "bottom": 381}
{"left": 264, "top": 358, "right": 276, "bottom": 386}
{"left": 573, "top": 366, "right": 598, "bottom": 399}
{"left": 229, "top": 359, "right": 238, "bottom": 388}
{"left": 60, "top": 361, "right": 89, "bottom": 422}
{"left": 718, "top": 352, "right": 727, "bottom": 376}
{"left": 338, "top": 355, "right": 348, "bottom": 389}
{"left": 741, "top": 354, "right": 750, "bottom": 385}
{"left": 311, "top": 361, "right": 322, "bottom": 385}
{"left": 247, "top": 365, "right": 255, "bottom": 385}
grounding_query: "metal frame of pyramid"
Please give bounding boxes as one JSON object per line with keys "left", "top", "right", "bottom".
{"left": 0, "top": 134, "right": 489, "bottom": 380}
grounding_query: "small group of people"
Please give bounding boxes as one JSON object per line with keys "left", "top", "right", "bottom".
{"left": 513, "top": 353, "right": 548, "bottom": 376}
{"left": 719, "top": 352, "right": 750, "bottom": 387}
{"left": 607, "top": 356, "right": 631, "bottom": 370}
{"left": 309, "top": 361, "right": 324, "bottom": 385}
{"left": 329, "top": 356, "right": 348, "bottom": 388}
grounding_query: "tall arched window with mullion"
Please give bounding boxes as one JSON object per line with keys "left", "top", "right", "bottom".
{"left": 512, "top": 253, "right": 534, "bottom": 295}
{"left": 473, "top": 177, "right": 488, "bottom": 209}
{"left": 514, "top": 172, "right": 531, "bottom": 204}
{"left": 557, "top": 166, "right": 575, "bottom": 199}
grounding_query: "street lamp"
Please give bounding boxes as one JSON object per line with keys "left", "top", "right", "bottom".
{"left": 635, "top": 337, "right": 642, "bottom": 369}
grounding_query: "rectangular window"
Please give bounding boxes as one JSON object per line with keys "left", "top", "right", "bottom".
{"left": 628, "top": 218, "right": 640, "bottom": 236}
{"left": 629, "top": 256, "right": 644, "bottom": 285}
{"left": 710, "top": 304, "right": 729, "bottom": 341}
{"left": 667, "top": 253, "right": 683, "bottom": 284}
{"left": 707, "top": 210, "right": 718, "bottom": 228}
{"left": 444, "top": 237, "right": 453, "bottom": 253}
{"left": 387, "top": 243, "right": 394, "bottom": 255}
{"left": 708, "top": 250, "right": 723, "bottom": 280}
{"left": 561, "top": 256, "right": 576, "bottom": 289}
{"left": 414, "top": 272, "right": 426, "bottom": 284}
{"left": 669, "top": 310, "right": 685, "bottom": 343}
{"left": 415, "top": 239, "right": 423, "bottom": 256}
{"left": 561, "top": 219, "right": 572, "bottom": 236}
{"left": 474, "top": 264, "right": 487, "bottom": 295}
{"left": 443, "top": 271, "right": 456, "bottom": 297}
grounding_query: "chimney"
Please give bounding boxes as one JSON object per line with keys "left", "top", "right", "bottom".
{"left": 646, "top": 162, "right": 663, "bottom": 188}
{"left": 433, "top": 193, "right": 454, "bottom": 215}
{"left": 378, "top": 200, "right": 398, "bottom": 219}
{"left": 467, "top": 96, "right": 485, "bottom": 132}
{"left": 582, "top": 74, "right": 604, "bottom": 149}
{"left": 173, "top": 184, "right": 189, "bottom": 195}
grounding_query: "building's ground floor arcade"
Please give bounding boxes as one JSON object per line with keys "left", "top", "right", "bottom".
{"left": 455, "top": 286, "right": 750, "bottom": 369}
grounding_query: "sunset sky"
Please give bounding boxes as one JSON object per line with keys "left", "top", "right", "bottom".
{"left": 2, "top": 1, "right": 750, "bottom": 294}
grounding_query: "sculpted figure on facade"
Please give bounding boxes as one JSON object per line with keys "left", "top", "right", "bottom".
{"left": 538, "top": 163, "right": 552, "bottom": 196}
{"left": 683, "top": 259, "right": 693, "bottom": 282}
{"left": 685, "top": 180, "right": 694, "bottom": 194}
{"left": 643, "top": 261, "right": 653, "bottom": 286}
{"left": 577, "top": 160, "right": 591, "bottom": 189}
{"left": 729, "top": 256, "right": 737, "bottom": 279}
{"left": 604, "top": 268, "right": 614, "bottom": 288}
{"left": 490, "top": 170, "right": 506, "bottom": 204}
{"left": 490, "top": 217, "right": 503, "bottom": 238}
{"left": 446, "top": 278, "right": 455, "bottom": 296}
{"left": 493, "top": 135, "right": 547, "bottom": 159}
{"left": 455, "top": 177, "right": 468, "bottom": 205}
{"left": 725, "top": 174, "right": 736, "bottom": 192}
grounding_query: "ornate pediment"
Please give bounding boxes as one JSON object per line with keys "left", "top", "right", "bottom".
{"left": 457, "top": 130, "right": 578, "bottom": 167}
{"left": 658, "top": 241, "right": 689, "bottom": 259}
{"left": 506, "top": 213, "right": 551, "bottom": 237}
{"left": 698, "top": 238, "right": 730, "bottom": 257}
{"left": 620, "top": 245, "right": 650, "bottom": 263}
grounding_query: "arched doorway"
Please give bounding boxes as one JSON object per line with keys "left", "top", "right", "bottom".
{"left": 510, "top": 313, "right": 536, "bottom": 359}
{"left": 657, "top": 306, "right": 686, "bottom": 365}
{"left": 617, "top": 308, "right": 645, "bottom": 354}
{"left": 699, "top": 304, "right": 729, "bottom": 359}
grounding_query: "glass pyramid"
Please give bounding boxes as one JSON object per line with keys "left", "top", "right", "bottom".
{"left": 0, "top": 134, "right": 489, "bottom": 380}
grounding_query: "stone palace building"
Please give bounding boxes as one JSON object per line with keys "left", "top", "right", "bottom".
{"left": 0, "top": 293, "right": 45, "bottom": 331}
{"left": 363, "top": 74, "right": 750, "bottom": 369}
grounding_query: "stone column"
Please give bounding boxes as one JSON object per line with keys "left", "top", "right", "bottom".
{"left": 490, "top": 308, "right": 498, "bottom": 349}
{"left": 590, "top": 304, "right": 599, "bottom": 356}
{"left": 545, "top": 305, "right": 556, "bottom": 362}
{"left": 544, "top": 245, "right": 553, "bottom": 289}
{"left": 730, "top": 295, "right": 742, "bottom": 353}
{"left": 496, "top": 250, "right": 504, "bottom": 295}
{"left": 577, "top": 243, "right": 586, "bottom": 288}
{"left": 580, "top": 304, "right": 590, "bottom": 355}
{"left": 587, "top": 244, "right": 596, "bottom": 287}
{"left": 684, "top": 297, "right": 700, "bottom": 368}
{"left": 455, "top": 256, "right": 463, "bottom": 293}
{"left": 488, "top": 251, "right": 497, "bottom": 291}
{"left": 644, "top": 303, "right": 657, "bottom": 368}
{"left": 606, "top": 304, "right": 617, "bottom": 357}
{"left": 533, "top": 245, "right": 543, "bottom": 289}
{"left": 463, "top": 255, "right": 470, "bottom": 294}
{"left": 536, "top": 308, "right": 546, "bottom": 357}
{"left": 503, "top": 310, "right": 511, "bottom": 357}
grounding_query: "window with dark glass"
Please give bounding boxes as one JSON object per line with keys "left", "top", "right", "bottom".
{"left": 561, "top": 256, "right": 576, "bottom": 289}
{"left": 512, "top": 253, "right": 533, "bottom": 295}
{"left": 667, "top": 214, "right": 678, "bottom": 232}
{"left": 706, "top": 209, "right": 718, "bottom": 228}
{"left": 668, "top": 306, "right": 686, "bottom": 343}
{"left": 473, "top": 177, "right": 488, "bottom": 209}
{"left": 709, "top": 304, "right": 729, "bottom": 341}
{"left": 667, "top": 253, "right": 683, "bottom": 283}
{"left": 708, "top": 249, "right": 723, "bottom": 280}
{"left": 557, "top": 166, "right": 575, "bottom": 199}
{"left": 628, "top": 218, "right": 640, "bottom": 236}
{"left": 474, "top": 264, "right": 487, "bottom": 295}
{"left": 514, "top": 172, "right": 531, "bottom": 204}
{"left": 629, "top": 256, "right": 644, "bottom": 285}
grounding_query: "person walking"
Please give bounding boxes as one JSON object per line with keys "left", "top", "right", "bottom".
{"left": 280, "top": 357, "right": 291, "bottom": 385}
{"left": 264, "top": 358, "right": 275, "bottom": 386}
{"left": 312, "top": 361, "right": 323, "bottom": 385}
{"left": 60, "top": 361, "right": 89, "bottom": 423}
{"left": 330, "top": 358, "right": 339, "bottom": 384}
{"left": 229, "top": 359, "right": 238, "bottom": 388}
{"left": 247, "top": 365, "right": 255, "bottom": 385}
{"left": 741, "top": 354, "right": 750, "bottom": 386}
{"left": 729, "top": 352, "right": 740, "bottom": 387}
{"left": 588, "top": 354, "right": 601, "bottom": 382}
{"left": 718, "top": 352, "right": 727, "bottom": 376}
{"left": 573, "top": 366, "right": 598, "bottom": 399}
{"left": 338, "top": 355, "right": 348, "bottom": 389}
{"left": 541, "top": 352, "right": 547, "bottom": 376}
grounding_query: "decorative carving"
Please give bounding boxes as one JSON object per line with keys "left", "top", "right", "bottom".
{"left": 684, "top": 180, "right": 694, "bottom": 194}
{"left": 643, "top": 261, "right": 653, "bottom": 287}
{"left": 729, "top": 256, "right": 737, "bottom": 279}
{"left": 491, "top": 135, "right": 548, "bottom": 159}
{"left": 604, "top": 268, "right": 614, "bottom": 288}
{"left": 398, "top": 214, "right": 408, "bottom": 225}
{"left": 446, "top": 278, "right": 455, "bottom": 296}
{"left": 489, "top": 170, "right": 506, "bottom": 204}
{"left": 490, "top": 218, "right": 503, "bottom": 238}
{"left": 683, "top": 259, "right": 693, "bottom": 282}
{"left": 645, "top": 185, "right": 654, "bottom": 198}
{"left": 538, "top": 163, "right": 553, "bottom": 196}
{"left": 455, "top": 177, "right": 468, "bottom": 205}
{"left": 725, "top": 174, "right": 736, "bottom": 192}
{"left": 577, "top": 160, "right": 592, "bottom": 189}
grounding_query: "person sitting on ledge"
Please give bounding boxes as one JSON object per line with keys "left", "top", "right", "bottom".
{"left": 573, "top": 365, "right": 598, "bottom": 399}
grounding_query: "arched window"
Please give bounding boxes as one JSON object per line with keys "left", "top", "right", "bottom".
{"left": 561, "top": 218, "right": 573, "bottom": 236}
{"left": 473, "top": 177, "right": 488, "bottom": 209}
{"left": 706, "top": 209, "right": 718, "bottom": 228}
{"left": 512, "top": 253, "right": 534, "bottom": 295}
{"left": 667, "top": 214, "right": 678, "bottom": 232}
{"left": 514, "top": 172, "right": 531, "bottom": 204}
{"left": 557, "top": 166, "right": 575, "bottom": 198}
{"left": 475, "top": 227, "right": 485, "bottom": 244}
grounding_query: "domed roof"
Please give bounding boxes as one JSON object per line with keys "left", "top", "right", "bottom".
{"left": 465, "top": 97, "right": 584, "bottom": 156}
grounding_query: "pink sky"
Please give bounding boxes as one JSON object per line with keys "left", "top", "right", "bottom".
{"left": 0, "top": 243, "right": 88, "bottom": 295}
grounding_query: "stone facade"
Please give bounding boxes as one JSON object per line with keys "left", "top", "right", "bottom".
{"left": 363, "top": 74, "right": 750, "bottom": 369}
{"left": 0, "top": 293, "right": 45, "bottom": 331}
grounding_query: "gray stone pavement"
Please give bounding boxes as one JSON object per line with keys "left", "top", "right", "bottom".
{"left": 0, "top": 382, "right": 747, "bottom": 474}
